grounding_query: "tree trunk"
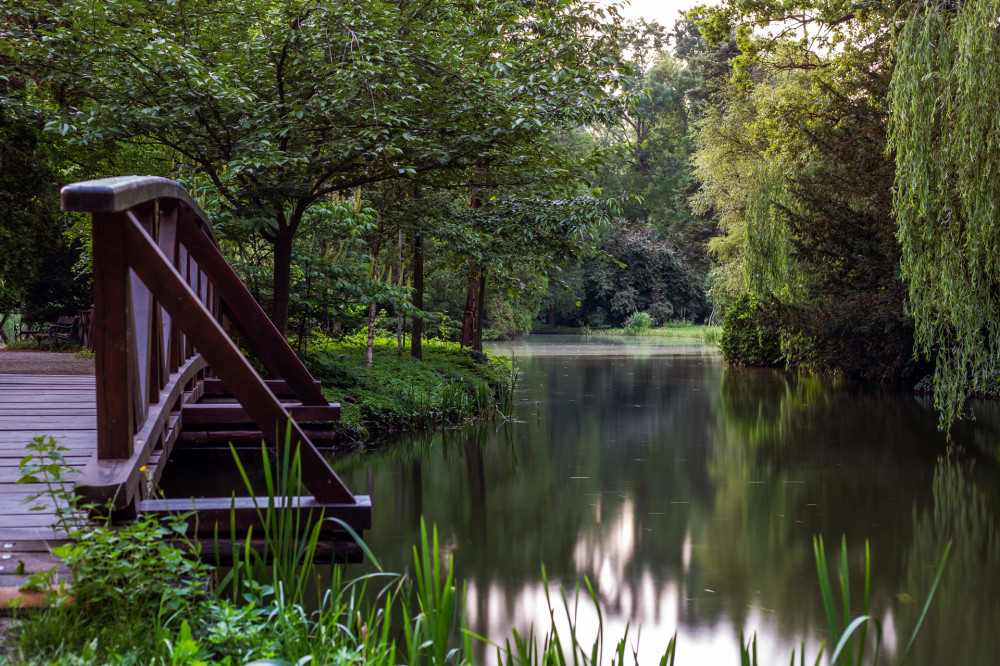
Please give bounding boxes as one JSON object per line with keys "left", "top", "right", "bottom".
{"left": 411, "top": 233, "right": 424, "bottom": 360}
{"left": 366, "top": 302, "right": 377, "bottom": 367}
{"left": 548, "top": 304, "right": 557, "bottom": 327}
{"left": 397, "top": 228, "right": 404, "bottom": 355}
{"left": 461, "top": 187, "right": 485, "bottom": 349}
{"left": 460, "top": 265, "right": 483, "bottom": 349}
{"left": 271, "top": 230, "right": 293, "bottom": 337}
{"left": 475, "top": 272, "right": 485, "bottom": 352}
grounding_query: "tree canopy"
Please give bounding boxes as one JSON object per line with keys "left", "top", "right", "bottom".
{"left": 4, "top": 0, "right": 632, "bottom": 333}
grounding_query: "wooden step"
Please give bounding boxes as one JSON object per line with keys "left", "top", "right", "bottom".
{"left": 181, "top": 402, "right": 340, "bottom": 424}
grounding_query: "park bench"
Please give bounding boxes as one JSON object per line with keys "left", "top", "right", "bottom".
{"left": 11, "top": 316, "right": 80, "bottom": 349}
{"left": 12, "top": 318, "right": 47, "bottom": 347}
{"left": 48, "top": 315, "right": 80, "bottom": 349}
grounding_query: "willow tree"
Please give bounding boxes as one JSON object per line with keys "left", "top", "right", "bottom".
{"left": 891, "top": 0, "right": 1000, "bottom": 426}
{"left": 692, "top": 0, "right": 910, "bottom": 378}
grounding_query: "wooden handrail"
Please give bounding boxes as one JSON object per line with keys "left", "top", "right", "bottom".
{"left": 62, "top": 176, "right": 358, "bottom": 508}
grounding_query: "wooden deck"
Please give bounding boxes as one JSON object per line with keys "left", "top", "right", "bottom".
{"left": 0, "top": 374, "right": 95, "bottom": 603}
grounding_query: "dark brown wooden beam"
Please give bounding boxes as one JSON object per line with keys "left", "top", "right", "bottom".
{"left": 138, "top": 495, "right": 372, "bottom": 533}
{"left": 201, "top": 378, "right": 321, "bottom": 396}
{"left": 182, "top": 403, "right": 340, "bottom": 425}
{"left": 91, "top": 211, "right": 136, "bottom": 460}
{"left": 194, "top": 536, "right": 363, "bottom": 565}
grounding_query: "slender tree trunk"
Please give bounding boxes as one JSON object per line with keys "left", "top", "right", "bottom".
{"left": 460, "top": 266, "right": 483, "bottom": 349}
{"left": 271, "top": 231, "right": 293, "bottom": 337}
{"left": 366, "top": 302, "right": 377, "bottom": 367}
{"left": 548, "top": 304, "right": 557, "bottom": 327}
{"left": 397, "top": 228, "right": 405, "bottom": 355}
{"left": 476, "top": 273, "right": 485, "bottom": 352}
{"left": 411, "top": 233, "right": 424, "bottom": 359}
{"left": 460, "top": 187, "right": 485, "bottom": 349}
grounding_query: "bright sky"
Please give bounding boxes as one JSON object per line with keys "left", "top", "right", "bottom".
{"left": 612, "top": 0, "right": 703, "bottom": 28}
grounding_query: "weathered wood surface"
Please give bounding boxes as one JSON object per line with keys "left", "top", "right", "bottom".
{"left": 0, "top": 374, "right": 94, "bottom": 609}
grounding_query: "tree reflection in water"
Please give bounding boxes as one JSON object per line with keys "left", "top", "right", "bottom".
{"left": 334, "top": 336, "right": 1000, "bottom": 664}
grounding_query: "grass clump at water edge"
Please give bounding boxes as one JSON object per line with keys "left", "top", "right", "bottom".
{"left": 299, "top": 332, "right": 513, "bottom": 439}
{"left": 6, "top": 434, "right": 952, "bottom": 665}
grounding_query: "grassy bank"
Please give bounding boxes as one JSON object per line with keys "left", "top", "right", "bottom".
{"left": 300, "top": 333, "right": 513, "bottom": 441}
{"left": 591, "top": 322, "right": 721, "bottom": 343}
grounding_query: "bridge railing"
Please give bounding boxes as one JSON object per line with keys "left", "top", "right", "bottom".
{"left": 61, "top": 176, "right": 362, "bottom": 514}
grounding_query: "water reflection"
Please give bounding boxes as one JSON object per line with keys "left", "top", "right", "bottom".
{"left": 335, "top": 335, "right": 1000, "bottom": 663}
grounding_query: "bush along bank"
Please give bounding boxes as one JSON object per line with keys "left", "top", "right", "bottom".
{"left": 299, "top": 333, "right": 514, "bottom": 442}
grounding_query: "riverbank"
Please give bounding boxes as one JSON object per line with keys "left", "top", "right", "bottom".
{"left": 591, "top": 322, "right": 721, "bottom": 341}
{"left": 525, "top": 323, "right": 720, "bottom": 342}
{"left": 301, "top": 333, "right": 513, "bottom": 442}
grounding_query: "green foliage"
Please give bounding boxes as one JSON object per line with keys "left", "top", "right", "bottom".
{"left": 14, "top": 436, "right": 212, "bottom": 665}
{"left": 812, "top": 536, "right": 950, "bottom": 666}
{"left": 719, "top": 294, "right": 781, "bottom": 366}
{"left": 624, "top": 311, "right": 652, "bottom": 336}
{"left": 585, "top": 220, "right": 709, "bottom": 327}
{"left": 301, "top": 333, "right": 511, "bottom": 437}
{"left": 890, "top": 0, "right": 1000, "bottom": 427}
{"left": 0, "top": 100, "right": 62, "bottom": 314}
{"left": 690, "top": 0, "right": 911, "bottom": 383}
{"left": 485, "top": 269, "right": 547, "bottom": 340}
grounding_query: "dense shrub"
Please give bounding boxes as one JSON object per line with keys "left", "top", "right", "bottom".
{"left": 624, "top": 311, "right": 652, "bottom": 335}
{"left": 584, "top": 220, "right": 709, "bottom": 327}
{"left": 301, "top": 333, "right": 511, "bottom": 438}
{"left": 719, "top": 294, "right": 781, "bottom": 366}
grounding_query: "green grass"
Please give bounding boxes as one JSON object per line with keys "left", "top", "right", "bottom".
{"left": 594, "top": 322, "right": 722, "bottom": 342}
{"left": 300, "top": 332, "right": 513, "bottom": 439}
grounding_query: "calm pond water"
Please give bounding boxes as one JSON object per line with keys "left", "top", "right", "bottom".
{"left": 334, "top": 335, "right": 1000, "bottom": 664}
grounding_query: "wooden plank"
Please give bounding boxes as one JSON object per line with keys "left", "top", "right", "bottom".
{"left": 0, "top": 418, "right": 96, "bottom": 430}
{"left": 0, "top": 540, "right": 70, "bottom": 552}
{"left": 0, "top": 455, "right": 91, "bottom": 465}
{"left": 198, "top": 536, "right": 362, "bottom": 565}
{"left": 0, "top": 469, "right": 80, "bottom": 483}
{"left": 61, "top": 177, "right": 213, "bottom": 236}
{"left": 125, "top": 218, "right": 357, "bottom": 504}
{"left": 139, "top": 494, "right": 372, "bottom": 534}
{"left": 0, "top": 513, "right": 83, "bottom": 528}
{"left": 92, "top": 211, "right": 136, "bottom": 460}
{"left": 182, "top": 403, "right": 339, "bottom": 425}
{"left": 0, "top": 435, "right": 96, "bottom": 445}
{"left": 0, "top": 586, "right": 69, "bottom": 611}
{"left": 0, "top": 527, "right": 68, "bottom": 540}
{"left": 177, "top": 212, "right": 327, "bottom": 406}
{"left": 177, "top": 429, "right": 339, "bottom": 447}
{"left": 0, "top": 551, "right": 66, "bottom": 573}
{"left": 0, "top": 375, "right": 95, "bottom": 382}
{"left": 0, "top": 409, "right": 96, "bottom": 416}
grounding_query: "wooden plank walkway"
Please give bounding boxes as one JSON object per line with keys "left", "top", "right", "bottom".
{"left": 0, "top": 374, "right": 96, "bottom": 603}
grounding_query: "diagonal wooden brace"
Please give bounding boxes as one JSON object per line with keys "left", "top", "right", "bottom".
{"left": 123, "top": 212, "right": 356, "bottom": 504}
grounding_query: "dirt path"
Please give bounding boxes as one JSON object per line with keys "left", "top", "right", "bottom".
{"left": 0, "top": 350, "right": 95, "bottom": 375}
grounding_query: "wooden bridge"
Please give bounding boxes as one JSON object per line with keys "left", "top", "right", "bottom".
{"left": 0, "top": 176, "right": 371, "bottom": 606}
